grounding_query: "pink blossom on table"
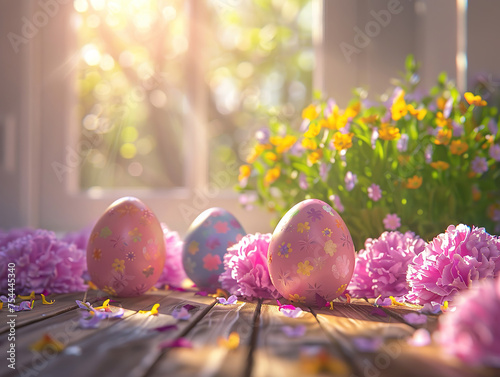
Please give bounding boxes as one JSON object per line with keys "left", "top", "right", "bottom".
{"left": 329, "top": 195, "right": 344, "bottom": 213}
{"left": 383, "top": 214, "right": 401, "bottom": 230}
{"left": 0, "top": 230, "right": 87, "bottom": 295}
{"left": 61, "top": 226, "right": 92, "bottom": 252}
{"left": 406, "top": 224, "right": 500, "bottom": 305}
{"left": 344, "top": 171, "right": 357, "bottom": 192}
{"left": 408, "top": 328, "right": 431, "bottom": 347}
{"left": 489, "top": 144, "right": 500, "bottom": 161}
{"left": 219, "top": 233, "right": 280, "bottom": 300}
{"left": 367, "top": 184, "right": 382, "bottom": 202}
{"left": 0, "top": 228, "right": 37, "bottom": 249}
{"left": 397, "top": 133, "right": 409, "bottom": 152}
{"left": 348, "top": 231, "right": 426, "bottom": 299}
{"left": 438, "top": 277, "right": 500, "bottom": 367}
{"left": 471, "top": 156, "right": 488, "bottom": 174}
{"left": 156, "top": 224, "right": 188, "bottom": 288}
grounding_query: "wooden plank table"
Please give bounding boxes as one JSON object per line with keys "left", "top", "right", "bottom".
{"left": 1, "top": 289, "right": 498, "bottom": 377}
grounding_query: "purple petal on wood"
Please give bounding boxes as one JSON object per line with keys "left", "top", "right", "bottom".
{"left": 374, "top": 296, "right": 392, "bottom": 307}
{"left": 159, "top": 338, "right": 193, "bottom": 349}
{"left": 183, "top": 304, "right": 197, "bottom": 311}
{"left": 172, "top": 307, "right": 191, "bottom": 320}
{"left": 370, "top": 307, "right": 387, "bottom": 317}
{"left": 282, "top": 325, "right": 306, "bottom": 338}
{"left": 153, "top": 324, "right": 179, "bottom": 333}
{"left": 352, "top": 337, "right": 383, "bottom": 352}
{"left": 403, "top": 312, "right": 427, "bottom": 325}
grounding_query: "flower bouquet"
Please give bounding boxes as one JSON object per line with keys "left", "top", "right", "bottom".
{"left": 237, "top": 56, "right": 500, "bottom": 249}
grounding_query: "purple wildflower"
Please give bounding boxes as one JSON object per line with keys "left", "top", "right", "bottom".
{"left": 367, "top": 184, "right": 382, "bottom": 201}
{"left": 344, "top": 171, "right": 357, "bottom": 192}
{"left": 489, "top": 144, "right": 500, "bottom": 161}
{"left": 383, "top": 214, "right": 401, "bottom": 230}
{"left": 397, "top": 133, "right": 409, "bottom": 152}
{"left": 471, "top": 156, "right": 488, "bottom": 174}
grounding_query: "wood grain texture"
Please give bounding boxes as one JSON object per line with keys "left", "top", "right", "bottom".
{"left": 149, "top": 298, "right": 258, "bottom": 377}
{"left": 2, "top": 292, "right": 499, "bottom": 377}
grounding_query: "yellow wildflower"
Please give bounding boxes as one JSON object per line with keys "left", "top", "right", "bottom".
{"left": 304, "top": 122, "right": 322, "bottom": 138}
{"left": 406, "top": 175, "right": 423, "bottom": 189}
{"left": 378, "top": 124, "right": 401, "bottom": 141}
{"left": 435, "top": 112, "right": 451, "bottom": 128}
{"left": 302, "top": 138, "right": 318, "bottom": 150}
{"left": 302, "top": 104, "right": 319, "bottom": 120}
{"left": 407, "top": 104, "right": 427, "bottom": 120}
{"left": 464, "top": 92, "right": 487, "bottom": 106}
{"left": 361, "top": 114, "right": 379, "bottom": 123}
{"left": 307, "top": 149, "right": 322, "bottom": 164}
{"left": 264, "top": 151, "right": 278, "bottom": 161}
{"left": 264, "top": 167, "right": 280, "bottom": 186}
{"left": 270, "top": 135, "right": 297, "bottom": 154}
{"left": 332, "top": 132, "right": 354, "bottom": 151}
{"left": 391, "top": 90, "right": 407, "bottom": 121}
{"left": 450, "top": 140, "right": 469, "bottom": 155}
{"left": 246, "top": 143, "right": 271, "bottom": 163}
{"left": 238, "top": 165, "right": 251, "bottom": 182}
{"left": 434, "top": 128, "right": 452, "bottom": 145}
{"left": 430, "top": 161, "right": 450, "bottom": 171}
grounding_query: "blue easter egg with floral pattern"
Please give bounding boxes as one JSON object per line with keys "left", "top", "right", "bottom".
{"left": 182, "top": 208, "right": 246, "bottom": 290}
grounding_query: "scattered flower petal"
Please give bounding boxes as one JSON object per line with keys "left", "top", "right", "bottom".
{"left": 30, "top": 334, "right": 65, "bottom": 353}
{"left": 18, "top": 291, "right": 35, "bottom": 300}
{"left": 153, "top": 324, "right": 178, "bottom": 333}
{"left": 217, "top": 295, "right": 238, "bottom": 305}
{"left": 172, "top": 307, "right": 191, "bottom": 320}
{"left": 374, "top": 296, "right": 392, "bottom": 307}
{"left": 64, "top": 346, "right": 82, "bottom": 356}
{"left": 370, "top": 307, "right": 387, "bottom": 317}
{"left": 10, "top": 301, "right": 33, "bottom": 312}
{"left": 159, "top": 338, "right": 193, "bottom": 349}
{"left": 407, "top": 328, "right": 431, "bottom": 347}
{"left": 403, "top": 312, "right": 427, "bottom": 325}
{"left": 218, "top": 332, "right": 240, "bottom": 350}
{"left": 41, "top": 294, "right": 55, "bottom": 305}
{"left": 419, "top": 302, "right": 442, "bottom": 314}
{"left": 282, "top": 325, "right": 306, "bottom": 338}
{"left": 195, "top": 291, "right": 208, "bottom": 296}
{"left": 277, "top": 301, "right": 303, "bottom": 318}
{"left": 138, "top": 303, "right": 160, "bottom": 316}
{"left": 352, "top": 337, "right": 383, "bottom": 352}
{"left": 76, "top": 300, "right": 93, "bottom": 311}
{"left": 183, "top": 304, "right": 197, "bottom": 311}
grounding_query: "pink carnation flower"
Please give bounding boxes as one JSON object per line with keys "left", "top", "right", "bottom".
{"left": 219, "top": 233, "right": 280, "bottom": 300}
{"left": 0, "top": 229, "right": 87, "bottom": 295}
{"left": 348, "top": 231, "right": 426, "bottom": 298}
{"left": 407, "top": 224, "right": 500, "bottom": 305}
{"left": 156, "top": 223, "right": 188, "bottom": 288}
{"left": 438, "top": 276, "right": 500, "bottom": 367}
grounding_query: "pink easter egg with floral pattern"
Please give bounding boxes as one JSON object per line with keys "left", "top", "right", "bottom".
{"left": 268, "top": 199, "right": 355, "bottom": 306}
{"left": 86, "top": 197, "right": 166, "bottom": 297}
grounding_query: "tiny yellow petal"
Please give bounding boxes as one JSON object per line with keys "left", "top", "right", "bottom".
{"left": 18, "top": 291, "right": 35, "bottom": 300}
{"left": 41, "top": 294, "right": 55, "bottom": 305}
{"left": 138, "top": 303, "right": 160, "bottom": 315}
{"left": 30, "top": 334, "right": 65, "bottom": 353}
{"left": 389, "top": 296, "right": 405, "bottom": 306}
{"left": 218, "top": 332, "right": 240, "bottom": 350}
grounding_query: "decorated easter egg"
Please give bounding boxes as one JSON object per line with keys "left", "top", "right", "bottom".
{"left": 268, "top": 199, "right": 355, "bottom": 306}
{"left": 182, "top": 208, "right": 246, "bottom": 289}
{"left": 86, "top": 197, "right": 166, "bottom": 297}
